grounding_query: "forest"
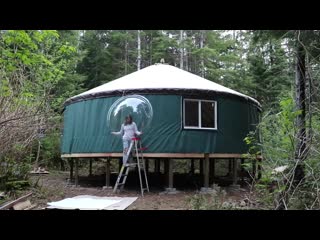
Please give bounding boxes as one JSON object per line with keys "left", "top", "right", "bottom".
{"left": 1, "top": 30, "right": 320, "bottom": 210}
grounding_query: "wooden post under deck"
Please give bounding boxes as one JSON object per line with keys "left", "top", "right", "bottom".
{"left": 228, "top": 159, "right": 232, "bottom": 176}
{"left": 145, "top": 159, "right": 149, "bottom": 174}
{"left": 69, "top": 159, "right": 74, "bottom": 181}
{"left": 156, "top": 159, "right": 161, "bottom": 174}
{"left": 241, "top": 159, "right": 245, "bottom": 181}
{"left": 89, "top": 159, "right": 93, "bottom": 176}
{"left": 190, "top": 159, "right": 195, "bottom": 174}
{"left": 168, "top": 159, "right": 173, "bottom": 189}
{"left": 204, "top": 154, "right": 210, "bottom": 188}
{"left": 118, "top": 158, "right": 122, "bottom": 172}
{"left": 75, "top": 158, "right": 79, "bottom": 187}
{"left": 105, "top": 158, "right": 111, "bottom": 187}
{"left": 232, "top": 158, "right": 238, "bottom": 185}
{"left": 163, "top": 159, "right": 168, "bottom": 187}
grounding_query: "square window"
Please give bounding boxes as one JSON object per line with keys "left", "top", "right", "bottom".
{"left": 183, "top": 99, "right": 217, "bottom": 130}
{"left": 184, "top": 100, "right": 199, "bottom": 127}
{"left": 201, "top": 101, "right": 215, "bottom": 128}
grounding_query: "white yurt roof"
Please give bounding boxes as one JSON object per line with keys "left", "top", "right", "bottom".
{"left": 67, "top": 64, "right": 260, "bottom": 107}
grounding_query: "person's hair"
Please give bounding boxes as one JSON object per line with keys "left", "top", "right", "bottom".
{"left": 124, "top": 115, "right": 133, "bottom": 125}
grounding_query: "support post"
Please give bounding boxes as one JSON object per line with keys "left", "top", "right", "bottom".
{"left": 200, "top": 159, "right": 203, "bottom": 176}
{"left": 75, "top": 158, "right": 79, "bottom": 187}
{"left": 89, "top": 159, "right": 93, "bottom": 176}
{"left": 69, "top": 159, "right": 74, "bottom": 181}
{"left": 106, "top": 158, "right": 111, "bottom": 187}
{"left": 190, "top": 159, "right": 195, "bottom": 174}
{"left": 228, "top": 158, "right": 232, "bottom": 176}
{"left": 165, "top": 159, "right": 176, "bottom": 193}
{"left": 203, "top": 154, "right": 209, "bottom": 188}
{"left": 241, "top": 159, "right": 245, "bottom": 181}
{"left": 229, "top": 158, "right": 240, "bottom": 191}
{"left": 232, "top": 158, "right": 238, "bottom": 185}
{"left": 164, "top": 160, "right": 169, "bottom": 177}
{"left": 145, "top": 159, "right": 149, "bottom": 174}
{"left": 156, "top": 159, "right": 161, "bottom": 174}
{"left": 118, "top": 158, "right": 122, "bottom": 172}
{"left": 168, "top": 159, "right": 173, "bottom": 188}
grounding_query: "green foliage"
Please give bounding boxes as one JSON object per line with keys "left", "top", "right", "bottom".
{"left": 0, "top": 30, "right": 83, "bottom": 191}
{"left": 0, "top": 157, "right": 32, "bottom": 191}
{"left": 188, "top": 190, "right": 251, "bottom": 210}
{"left": 5, "top": 180, "right": 30, "bottom": 191}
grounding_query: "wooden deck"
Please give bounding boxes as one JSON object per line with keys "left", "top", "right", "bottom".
{"left": 61, "top": 153, "right": 261, "bottom": 159}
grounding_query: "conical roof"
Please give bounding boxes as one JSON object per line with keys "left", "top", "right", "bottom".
{"left": 65, "top": 64, "right": 260, "bottom": 107}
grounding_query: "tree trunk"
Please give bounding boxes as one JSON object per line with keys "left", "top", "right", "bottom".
{"left": 125, "top": 33, "right": 128, "bottom": 74}
{"left": 200, "top": 30, "right": 205, "bottom": 77}
{"left": 137, "top": 30, "right": 141, "bottom": 70}
{"left": 180, "top": 30, "right": 184, "bottom": 69}
{"left": 150, "top": 32, "right": 153, "bottom": 65}
{"left": 294, "top": 36, "right": 307, "bottom": 183}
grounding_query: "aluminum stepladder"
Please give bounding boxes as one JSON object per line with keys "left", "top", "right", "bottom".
{"left": 113, "top": 137, "right": 149, "bottom": 196}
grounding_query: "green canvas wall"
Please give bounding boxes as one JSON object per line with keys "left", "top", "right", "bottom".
{"left": 61, "top": 94, "right": 260, "bottom": 154}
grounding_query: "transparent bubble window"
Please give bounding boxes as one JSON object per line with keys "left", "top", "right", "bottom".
{"left": 107, "top": 95, "right": 153, "bottom": 132}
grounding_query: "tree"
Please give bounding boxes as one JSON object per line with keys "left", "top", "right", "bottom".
{"left": 0, "top": 30, "right": 75, "bottom": 165}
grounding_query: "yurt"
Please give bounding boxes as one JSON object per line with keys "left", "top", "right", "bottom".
{"left": 61, "top": 63, "right": 261, "bottom": 191}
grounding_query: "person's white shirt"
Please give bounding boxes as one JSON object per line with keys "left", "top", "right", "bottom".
{"left": 112, "top": 122, "right": 141, "bottom": 140}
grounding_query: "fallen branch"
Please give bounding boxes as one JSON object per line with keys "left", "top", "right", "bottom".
{"left": 0, "top": 192, "right": 33, "bottom": 210}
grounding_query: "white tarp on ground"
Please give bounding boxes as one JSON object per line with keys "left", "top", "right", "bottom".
{"left": 69, "top": 64, "right": 260, "bottom": 106}
{"left": 47, "top": 195, "right": 138, "bottom": 210}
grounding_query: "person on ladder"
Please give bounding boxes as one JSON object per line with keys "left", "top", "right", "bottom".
{"left": 111, "top": 115, "right": 143, "bottom": 166}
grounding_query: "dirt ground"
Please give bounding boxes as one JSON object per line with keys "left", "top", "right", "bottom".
{"left": 21, "top": 171, "right": 253, "bottom": 210}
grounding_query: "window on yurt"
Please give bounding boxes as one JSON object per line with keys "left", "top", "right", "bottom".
{"left": 183, "top": 99, "right": 217, "bottom": 130}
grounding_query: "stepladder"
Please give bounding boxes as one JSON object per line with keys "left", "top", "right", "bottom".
{"left": 113, "top": 137, "right": 149, "bottom": 196}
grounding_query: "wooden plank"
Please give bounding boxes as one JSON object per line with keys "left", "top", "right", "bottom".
{"left": 61, "top": 153, "right": 204, "bottom": 158}
{"left": 62, "top": 153, "right": 262, "bottom": 159}
{"left": 0, "top": 192, "right": 33, "bottom": 210}
{"left": 62, "top": 153, "right": 123, "bottom": 158}
{"left": 209, "top": 153, "right": 246, "bottom": 158}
